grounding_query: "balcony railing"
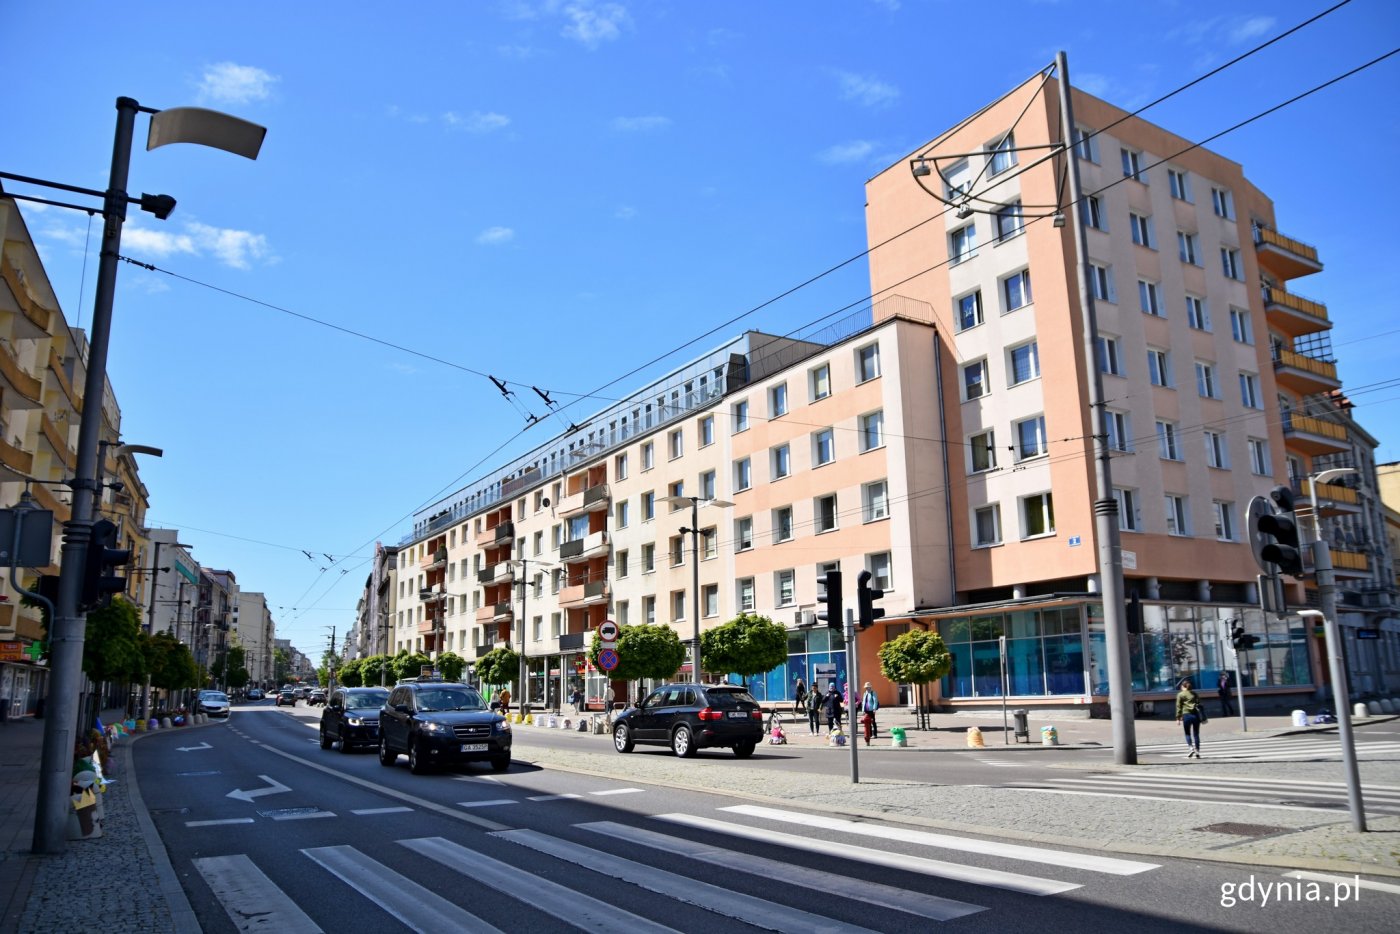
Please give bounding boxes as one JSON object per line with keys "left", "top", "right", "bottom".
{"left": 559, "top": 579, "right": 610, "bottom": 608}
{"left": 1331, "top": 549, "right": 1369, "bottom": 572}
{"left": 477, "top": 561, "right": 514, "bottom": 585}
{"left": 1272, "top": 348, "right": 1339, "bottom": 393}
{"left": 558, "top": 483, "right": 610, "bottom": 518}
{"left": 420, "top": 547, "right": 448, "bottom": 570}
{"left": 1282, "top": 412, "right": 1348, "bottom": 456}
{"left": 560, "top": 530, "right": 609, "bottom": 564}
{"left": 1254, "top": 224, "right": 1322, "bottom": 279}
{"left": 0, "top": 341, "right": 42, "bottom": 406}
{"left": 0, "top": 254, "right": 53, "bottom": 337}
{"left": 475, "top": 521, "right": 513, "bottom": 548}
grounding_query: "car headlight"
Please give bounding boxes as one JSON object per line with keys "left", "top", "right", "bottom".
{"left": 420, "top": 720, "right": 448, "bottom": 733}
{"left": 494, "top": 720, "right": 512, "bottom": 734}
{"left": 346, "top": 716, "right": 363, "bottom": 727}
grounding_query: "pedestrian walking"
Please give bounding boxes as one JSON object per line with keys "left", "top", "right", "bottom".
{"left": 804, "top": 686, "right": 823, "bottom": 734}
{"left": 858, "top": 682, "right": 880, "bottom": 737}
{"left": 604, "top": 685, "right": 616, "bottom": 720}
{"left": 793, "top": 677, "right": 807, "bottom": 714}
{"left": 1175, "top": 679, "right": 1206, "bottom": 758}
{"left": 499, "top": 687, "right": 512, "bottom": 713}
{"left": 822, "top": 685, "right": 844, "bottom": 734}
{"left": 1217, "top": 670, "right": 1234, "bottom": 718}
{"left": 569, "top": 686, "right": 584, "bottom": 714}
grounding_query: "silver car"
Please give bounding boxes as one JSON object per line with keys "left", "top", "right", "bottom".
{"left": 198, "top": 691, "right": 231, "bottom": 718}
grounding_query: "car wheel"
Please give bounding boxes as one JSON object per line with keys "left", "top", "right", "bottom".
{"left": 338, "top": 731, "right": 354, "bottom": 754}
{"left": 490, "top": 754, "right": 511, "bottom": 772}
{"left": 672, "top": 725, "right": 696, "bottom": 758}
{"left": 378, "top": 736, "right": 396, "bottom": 767}
{"left": 732, "top": 741, "right": 756, "bottom": 759}
{"left": 319, "top": 726, "right": 332, "bottom": 750}
{"left": 613, "top": 723, "right": 634, "bottom": 754}
{"left": 408, "top": 739, "right": 431, "bottom": 775}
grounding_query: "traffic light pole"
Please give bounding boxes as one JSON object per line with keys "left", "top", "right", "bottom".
{"left": 846, "top": 607, "right": 860, "bottom": 785}
{"left": 1304, "top": 554, "right": 1367, "bottom": 832}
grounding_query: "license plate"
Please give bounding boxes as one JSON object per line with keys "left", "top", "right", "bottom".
{"left": 727, "top": 711, "right": 749, "bottom": 719}
{"left": 461, "top": 743, "right": 489, "bottom": 752}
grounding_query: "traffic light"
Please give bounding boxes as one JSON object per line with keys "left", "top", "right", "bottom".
{"left": 856, "top": 570, "right": 885, "bottom": 629}
{"left": 1230, "top": 623, "right": 1260, "bottom": 651}
{"left": 816, "top": 570, "right": 843, "bottom": 630}
{"left": 1258, "top": 485, "right": 1304, "bottom": 577}
{"left": 81, "top": 519, "right": 132, "bottom": 609}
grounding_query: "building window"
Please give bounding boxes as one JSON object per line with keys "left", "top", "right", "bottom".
{"left": 810, "top": 364, "right": 831, "bottom": 401}
{"left": 1129, "top": 213, "right": 1156, "bottom": 249}
{"left": 1229, "top": 307, "right": 1254, "bottom": 344}
{"left": 859, "top": 410, "right": 885, "bottom": 451}
{"left": 1008, "top": 341, "right": 1040, "bottom": 386}
{"left": 1074, "top": 126, "right": 1099, "bottom": 163}
{"left": 1213, "top": 501, "right": 1236, "bottom": 541}
{"left": 642, "top": 543, "right": 655, "bottom": 573}
{"left": 994, "top": 200, "right": 1024, "bottom": 241}
{"left": 700, "top": 469, "right": 717, "bottom": 501}
{"left": 1106, "top": 410, "right": 1132, "bottom": 453}
{"left": 733, "top": 457, "right": 751, "bottom": 493}
{"left": 1195, "top": 361, "right": 1219, "bottom": 399}
{"left": 815, "top": 494, "right": 838, "bottom": 533}
{"left": 987, "top": 132, "right": 1016, "bottom": 175}
{"left": 1022, "top": 492, "right": 1055, "bottom": 538}
{"left": 773, "top": 506, "right": 794, "bottom": 543}
{"left": 1248, "top": 438, "right": 1270, "bottom": 475}
{"left": 702, "top": 527, "right": 717, "bottom": 559}
{"left": 1157, "top": 420, "right": 1181, "bottom": 460}
{"left": 1211, "top": 187, "right": 1234, "bottom": 219}
{"left": 1168, "top": 168, "right": 1192, "bottom": 202}
{"left": 1138, "top": 280, "right": 1162, "bottom": 317}
{"left": 699, "top": 415, "right": 714, "bottom": 447}
{"left": 1002, "top": 270, "right": 1032, "bottom": 311}
{"left": 863, "top": 480, "right": 889, "bottom": 522}
{"left": 813, "top": 428, "right": 836, "bottom": 466}
{"left": 969, "top": 430, "right": 997, "bottom": 473}
{"left": 1204, "top": 430, "right": 1229, "bottom": 469}
{"left": 1177, "top": 231, "right": 1200, "bottom": 265}
{"left": 1098, "top": 335, "right": 1122, "bottom": 376}
{"left": 1015, "top": 415, "right": 1047, "bottom": 461}
{"left": 974, "top": 504, "right": 1002, "bottom": 547}
{"left": 1114, "top": 488, "right": 1140, "bottom": 532}
{"left": 1148, "top": 349, "right": 1172, "bottom": 387}
{"left": 671, "top": 590, "right": 686, "bottom": 623}
{"left": 737, "top": 578, "right": 755, "bottom": 612}
{"left": 668, "top": 480, "right": 685, "bottom": 506}
{"left": 614, "top": 452, "right": 628, "bottom": 480}
{"left": 616, "top": 549, "right": 629, "bottom": 578}
{"left": 641, "top": 442, "right": 654, "bottom": 471}
{"left": 735, "top": 516, "right": 753, "bottom": 551}
{"left": 956, "top": 290, "right": 984, "bottom": 331}
{"left": 1121, "top": 148, "right": 1144, "bottom": 182}
{"left": 1185, "top": 295, "right": 1210, "bottom": 331}
{"left": 615, "top": 500, "right": 629, "bottom": 529}
{"left": 642, "top": 491, "right": 655, "bottom": 520}
{"left": 643, "top": 596, "right": 656, "bottom": 625}
{"left": 771, "top": 444, "right": 791, "bottom": 480}
{"left": 733, "top": 399, "right": 750, "bottom": 432}
{"left": 856, "top": 343, "right": 881, "bottom": 382}
{"left": 769, "top": 383, "right": 789, "bottom": 418}
{"left": 1239, "top": 372, "right": 1261, "bottom": 409}
{"left": 668, "top": 428, "right": 683, "bottom": 460}
{"left": 868, "top": 552, "right": 893, "bottom": 591}
{"left": 1080, "top": 195, "right": 1107, "bottom": 231}
{"left": 670, "top": 535, "right": 685, "bottom": 567}
{"left": 949, "top": 224, "right": 978, "bottom": 264}
{"left": 775, "top": 570, "right": 796, "bottom": 607}
{"left": 1221, "top": 248, "right": 1242, "bottom": 280}
{"left": 1090, "top": 263, "right": 1116, "bottom": 303}
{"left": 1165, "top": 495, "right": 1189, "bottom": 536}
{"left": 703, "top": 584, "right": 719, "bottom": 618}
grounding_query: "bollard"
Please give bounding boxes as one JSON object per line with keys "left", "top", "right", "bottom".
{"left": 1357, "top": 702, "right": 1373, "bottom": 718}
{"left": 889, "top": 726, "right": 906, "bottom": 748}
{"left": 1040, "top": 725, "right": 1059, "bottom": 746}
{"left": 1380, "top": 699, "right": 1396, "bottom": 714}
{"left": 966, "top": 725, "right": 984, "bottom": 748}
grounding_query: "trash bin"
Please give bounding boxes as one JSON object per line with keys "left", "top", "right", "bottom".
{"left": 1040, "top": 725, "right": 1059, "bottom": 746}
{"left": 1013, "top": 709, "right": 1029, "bottom": 743}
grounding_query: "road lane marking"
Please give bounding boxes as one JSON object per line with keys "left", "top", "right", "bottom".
{"left": 457, "top": 799, "right": 518, "bottom": 808}
{"left": 303, "top": 845, "right": 499, "bottom": 933}
{"left": 185, "top": 818, "right": 255, "bottom": 827}
{"left": 351, "top": 807, "right": 414, "bottom": 816}
{"left": 271, "top": 810, "right": 337, "bottom": 821}
{"left": 721, "top": 805, "right": 1158, "bottom": 875}
{"left": 994, "top": 786, "right": 1335, "bottom": 813}
{"left": 527, "top": 794, "right": 582, "bottom": 801}
{"left": 1283, "top": 871, "right": 1400, "bottom": 895}
{"left": 194, "top": 854, "right": 322, "bottom": 933}
{"left": 590, "top": 788, "right": 643, "bottom": 796}
{"left": 227, "top": 775, "right": 292, "bottom": 803}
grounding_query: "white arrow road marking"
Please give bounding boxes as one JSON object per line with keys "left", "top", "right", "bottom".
{"left": 177, "top": 741, "right": 213, "bottom": 752}
{"left": 227, "top": 775, "right": 292, "bottom": 803}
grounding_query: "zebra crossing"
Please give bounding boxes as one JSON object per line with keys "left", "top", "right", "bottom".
{"left": 997, "top": 770, "right": 1400, "bottom": 816}
{"left": 1135, "top": 733, "right": 1400, "bottom": 763}
{"left": 190, "top": 803, "right": 1161, "bottom": 931}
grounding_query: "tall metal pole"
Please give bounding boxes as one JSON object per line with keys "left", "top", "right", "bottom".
{"left": 1057, "top": 52, "right": 1136, "bottom": 764}
{"left": 518, "top": 563, "right": 528, "bottom": 711}
{"left": 846, "top": 607, "right": 861, "bottom": 783}
{"left": 33, "top": 97, "right": 139, "bottom": 854}
{"left": 688, "top": 498, "right": 701, "bottom": 680}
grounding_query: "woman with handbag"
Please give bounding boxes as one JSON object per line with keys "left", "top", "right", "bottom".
{"left": 1175, "top": 679, "right": 1206, "bottom": 758}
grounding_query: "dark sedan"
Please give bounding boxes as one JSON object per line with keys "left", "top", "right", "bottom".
{"left": 612, "top": 683, "right": 763, "bottom": 758}
{"left": 320, "top": 687, "right": 390, "bottom": 753}
{"left": 378, "top": 681, "right": 511, "bottom": 774}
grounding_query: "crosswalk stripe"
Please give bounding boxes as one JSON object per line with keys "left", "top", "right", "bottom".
{"left": 1112, "top": 771, "right": 1400, "bottom": 796}
{"left": 721, "top": 805, "right": 1157, "bottom": 875}
{"left": 457, "top": 799, "right": 518, "bottom": 808}
{"left": 399, "top": 836, "right": 680, "bottom": 934}
{"left": 495, "top": 827, "right": 883, "bottom": 933}
{"left": 591, "top": 788, "right": 643, "bottom": 796}
{"left": 271, "top": 810, "right": 336, "bottom": 821}
{"left": 185, "top": 818, "right": 255, "bottom": 827}
{"left": 527, "top": 793, "right": 582, "bottom": 801}
{"left": 303, "top": 844, "right": 500, "bottom": 933}
{"left": 654, "top": 813, "right": 1079, "bottom": 895}
{"left": 351, "top": 806, "right": 415, "bottom": 815}
{"left": 998, "top": 786, "right": 1332, "bottom": 813}
{"left": 581, "top": 820, "right": 984, "bottom": 922}
{"left": 194, "top": 854, "right": 322, "bottom": 933}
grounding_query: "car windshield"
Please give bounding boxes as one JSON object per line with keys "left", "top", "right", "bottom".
{"left": 347, "top": 691, "right": 389, "bottom": 709}
{"left": 704, "top": 689, "right": 757, "bottom": 709}
{"left": 416, "top": 689, "right": 483, "bottom": 711}
{"left": 202, "top": 693, "right": 228, "bottom": 703}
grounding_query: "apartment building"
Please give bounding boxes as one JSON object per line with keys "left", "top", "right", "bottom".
{"left": 232, "top": 590, "right": 274, "bottom": 690}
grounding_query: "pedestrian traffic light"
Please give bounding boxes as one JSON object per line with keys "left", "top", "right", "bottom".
{"left": 80, "top": 519, "right": 132, "bottom": 609}
{"left": 856, "top": 569, "right": 884, "bottom": 629}
{"left": 1258, "top": 485, "right": 1304, "bottom": 577}
{"left": 816, "top": 570, "right": 843, "bottom": 630}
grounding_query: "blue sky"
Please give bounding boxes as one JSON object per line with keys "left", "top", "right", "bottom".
{"left": 5, "top": 0, "right": 1398, "bottom": 656}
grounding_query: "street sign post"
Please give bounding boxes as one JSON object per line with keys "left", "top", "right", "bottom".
{"left": 597, "top": 619, "right": 619, "bottom": 643}
{"left": 597, "top": 647, "right": 619, "bottom": 672}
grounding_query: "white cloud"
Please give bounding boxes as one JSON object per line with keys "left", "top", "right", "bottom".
{"left": 610, "top": 115, "right": 670, "bottom": 132}
{"left": 197, "top": 62, "right": 278, "bottom": 106}
{"left": 614, "top": 205, "right": 637, "bottom": 220}
{"left": 443, "top": 111, "right": 512, "bottom": 132}
{"left": 818, "top": 140, "right": 876, "bottom": 165}
{"left": 835, "top": 70, "right": 899, "bottom": 109}
{"left": 1229, "top": 16, "right": 1275, "bottom": 44}
{"left": 121, "top": 222, "right": 272, "bottom": 269}
{"left": 1075, "top": 73, "right": 1115, "bottom": 99}
{"left": 559, "top": 2, "right": 630, "bottom": 48}
{"left": 476, "top": 226, "right": 516, "bottom": 245}
{"left": 121, "top": 227, "right": 198, "bottom": 259}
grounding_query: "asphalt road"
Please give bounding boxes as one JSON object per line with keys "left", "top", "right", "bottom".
{"left": 130, "top": 700, "right": 1399, "bottom": 933}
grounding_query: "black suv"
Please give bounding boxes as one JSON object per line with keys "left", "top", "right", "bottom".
{"left": 378, "top": 681, "right": 512, "bottom": 774}
{"left": 612, "top": 683, "right": 763, "bottom": 758}
{"left": 319, "top": 687, "right": 390, "bottom": 753}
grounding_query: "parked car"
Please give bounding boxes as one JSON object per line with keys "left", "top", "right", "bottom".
{"left": 295, "top": 686, "right": 311, "bottom": 699}
{"left": 308, "top": 689, "right": 327, "bottom": 706}
{"left": 612, "top": 683, "right": 763, "bottom": 758}
{"left": 197, "top": 690, "right": 231, "bottom": 719}
{"left": 245, "top": 688, "right": 264, "bottom": 701}
{"left": 378, "top": 681, "right": 511, "bottom": 774}
{"left": 276, "top": 689, "right": 297, "bottom": 707}
{"left": 320, "top": 687, "right": 391, "bottom": 754}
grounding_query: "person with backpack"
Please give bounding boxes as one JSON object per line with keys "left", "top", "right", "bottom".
{"left": 1175, "top": 679, "right": 1206, "bottom": 758}
{"left": 822, "top": 684, "right": 844, "bottom": 734}
{"left": 804, "top": 685, "right": 823, "bottom": 735}
{"left": 858, "top": 682, "right": 880, "bottom": 738}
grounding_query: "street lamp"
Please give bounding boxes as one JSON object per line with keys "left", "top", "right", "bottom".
{"left": 510, "top": 558, "right": 555, "bottom": 711}
{"left": 658, "top": 495, "right": 734, "bottom": 680}
{"left": 14, "top": 97, "right": 265, "bottom": 855}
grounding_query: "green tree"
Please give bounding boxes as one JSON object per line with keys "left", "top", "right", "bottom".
{"left": 701, "top": 612, "right": 787, "bottom": 688}
{"left": 475, "top": 647, "right": 519, "bottom": 687}
{"left": 338, "top": 658, "right": 364, "bottom": 687}
{"left": 392, "top": 651, "right": 432, "bottom": 682}
{"left": 588, "top": 624, "right": 685, "bottom": 684}
{"left": 878, "top": 628, "right": 953, "bottom": 729}
{"left": 273, "top": 647, "right": 290, "bottom": 685}
{"left": 145, "top": 632, "right": 199, "bottom": 699}
{"left": 224, "top": 645, "right": 250, "bottom": 690}
{"left": 359, "top": 654, "right": 391, "bottom": 687}
{"left": 83, "top": 599, "right": 146, "bottom": 684}
{"left": 318, "top": 649, "right": 342, "bottom": 688}
{"left": 436, "top": 651, "right": 466, "bottom": 682}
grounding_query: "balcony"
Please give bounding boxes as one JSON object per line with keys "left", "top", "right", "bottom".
{"left": 0, "top": 254, "right": 53, "bottom": 339}
{"left": 47, "top": 347, "right": 82, "bottom": 415}
{"left": 1282, "top": 412, "right": 1348, "bottom": 455}
{"left": 1296, "top": 479, "right": 1361, "bottom": 517}
{"left": 475, "top": 601, "right": 513, "bottom": 624}
{"left": 559, "top": 632, "right": 587, "bottom": 651}
{"left": 477, "top": 561, "right": 514, "bottom": 585}
{"left": 0, "top": 435, "right": 34, "bottom": 478}
{"left": 559, "top": 530, "right": 610, "bottom": 565}
{"left": 1254, "top": 225, "right": 1322, "bottom": 280}
{"left": 420, "top": 546, "right": 447, "bottom": 570}
{"left": 559, "top": 578, "right": 610, "bottom": 609}
{"left": 557, "top": 483, "right": 610, "bottom": 519}
{"left": 1262, "top": 287, "right": 1329, "bottom": 339}
{"left": 1272, "top": 348, "right": 1340, "bottom": 396}
{"left": 38, "top": 413, "right": 75, "bottom": 471}
{"left": 475, "top": 520, "right": 513, "bottom": 548}
{"left": 1330, "top": 549, "right": 1369, "bottom": 578}
{"left": 0, "top": 341, "right": 42, "bottom": 408}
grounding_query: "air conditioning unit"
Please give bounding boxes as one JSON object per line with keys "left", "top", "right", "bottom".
{"left": 793, "top": 610, "right": 803, "bottom": 626}
{"left": 801, "top": 610, "right": 816, "bottom": 627}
